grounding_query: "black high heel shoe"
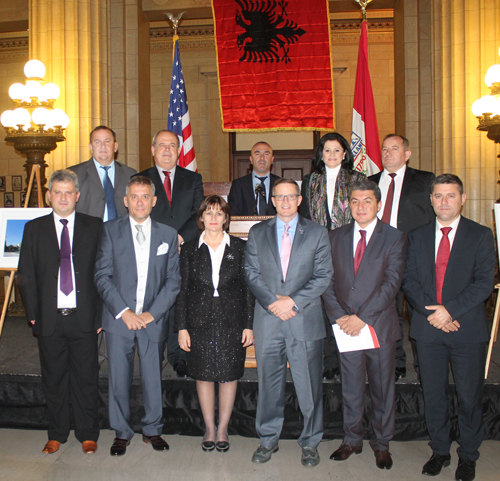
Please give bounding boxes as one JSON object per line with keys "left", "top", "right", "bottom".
{"left": 215, "top": 435, "right": 230, "bottom": 452}
{"left": 201, "top": 440, "right": 215, "bottom": 452}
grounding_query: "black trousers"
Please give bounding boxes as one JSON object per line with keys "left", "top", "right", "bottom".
{"left": 416, "top": 338, "right": 487, "bottom": 461}
{"left": 37, "top": 312, "right": 100, "bottom": 443}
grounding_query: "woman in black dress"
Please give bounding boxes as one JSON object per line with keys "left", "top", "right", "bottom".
{"left": 175, "top": 195, "right": 254, "bottom": 453}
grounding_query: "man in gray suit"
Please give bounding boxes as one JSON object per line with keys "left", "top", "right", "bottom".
{"left": 322, "top": 179, "right": 407, "bottom": 470}
{"left": 95, "top": 176, "right": 181, "bottom": 456}
{"left": 69, "top": 125, "right": 137, "bottom": 221}
{"left": 244, "top": 178, "right": 332, "bottom": 468}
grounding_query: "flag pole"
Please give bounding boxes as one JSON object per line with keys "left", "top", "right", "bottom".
{"left": 353, "top": 0, "right": 373, "bottom": 22}
{"left": 165, "top": 11, "right": 185, "bottom": 57}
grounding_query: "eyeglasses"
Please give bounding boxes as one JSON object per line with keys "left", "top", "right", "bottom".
{"left": 273, "top": 194, "right": 298, "bottom": 201}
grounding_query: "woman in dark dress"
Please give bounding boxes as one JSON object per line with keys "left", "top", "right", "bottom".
{"left": 175, "top": 195, "right": 254, "bottom": 453}
{"left": 300, "top": 132, "right": 366, "bottom": 229}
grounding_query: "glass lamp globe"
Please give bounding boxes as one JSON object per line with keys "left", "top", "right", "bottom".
{"left": 485, "top": 65, "right": 500, "bottom": 87}
{"left": 471, "top": 95, "right": 497, "bottom": 117}
{"left": 8, "top": 83, "right": 25, "bottom": 101}
{"left": 50, "top": 109, "right": 69, "bottom": 128}
{"left": 32, "top": 107, "right": 50, "bottom": 127}
{"left": 25, "top": 80, "right": 43, "bottom": 100}
{"left": 13, "top": 107, "right": 31, "bottom": 128}
{"left": 0, "top": 110, "right": 16, "bottom": 128}
{"left": 43, "top": 83, "right": 60, "bottom": 101}
{"left": 24, "top": 60, "right": 46, "bottom": 79}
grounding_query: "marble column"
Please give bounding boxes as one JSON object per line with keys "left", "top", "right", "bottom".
{"left": 433, "top": 0, "right": 500, "bottom": 226}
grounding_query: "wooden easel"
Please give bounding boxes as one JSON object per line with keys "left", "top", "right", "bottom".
{"left": 0, "top": 164, "right": 44, "bottom": 338}
{"left": 485, "top": 283, "right": 500, "bottom": 378}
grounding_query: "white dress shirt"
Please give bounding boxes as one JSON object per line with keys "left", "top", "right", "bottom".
{"left": 199, "top": 230, "right": 231, "bottom": 297}
{"left": 326, "top": 164, "right": 341, "bottom": 216}
{"left": 434, "top": 215, "right": 461, "bottom": 260}
{"left": 353, "top": 217, "right": 378, "bottom": 256}
{"left": 53, "top": 211, "right": 77, "bottom": 308}
{"left": 377, "top": 164, "right": 407, "bottom": 228}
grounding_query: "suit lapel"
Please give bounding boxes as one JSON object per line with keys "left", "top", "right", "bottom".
{"left": 342, "top": 222, "right": 355, "bottom": 279}
{"left": 120, "top": 217, "right": 138, "bottom": 277}
{"left": 171, "top": 166, "right": 186, "bottom": 211}
{"left": 266, "top": 217, "right": 282, "bottom": 273}
{"left": 150, "top": 167, "right": 171, "bottom": 214}
{"left": 289, "top": 216, "right": 307, "bottom": 261}
{"left": 244, "top": 174, "right": 257, "bottom": 214}
{"left": 86, "top": 159, "right": 105, "bottom": 194}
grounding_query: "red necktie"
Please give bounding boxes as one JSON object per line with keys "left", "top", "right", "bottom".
{"left": 381, "top": 173, "right": 397, "bottom": 224}
{"left": 163, "top": 171, "right": 172, "bottom": 205}
{"left": 354, "top": 230, "right": 367, "bottom": 276}
{"left": 436, "top": 227, "right": 452, "bottom": 304}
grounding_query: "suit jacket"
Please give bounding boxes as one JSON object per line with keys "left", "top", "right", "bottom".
{"left": 228, "top": 172, "right": 280, "bottom": 216}
{"left": 94, "top": 215, "right": 181, "bottom": 342}
{"left": 68, "top": 158, "right": 137, "bottom": 218}
{"left": 322, "top": 219, "right": 407, "bottom": 343}
{"left": 137, "top": 166, "right": 204, "bottom": 243}
{"left": 369, "top": 166, "right": 435, "bottom": 233}
{"left": 402, "top": 217, "right": 495, "bottom": 344}
{"left": 244, "top": 215, "right": 333, "bottom": 341}
{"left": 17, "top": 213, "right": 103, "bottom": 337}
{"left": 175, "top": 235, "right": 254, "bottom": 331}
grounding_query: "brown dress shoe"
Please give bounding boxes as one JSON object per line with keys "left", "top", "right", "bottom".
{"left": 330, "top": 443, "right": 363, "bottom": 460}
{"left": 42, "top": 440, "right": 61, "bottom": 454}
{"left": 82, "top": 440, "right": 98, "bottom": 454}
{"left": 374, "top": 449, "right": 393, "bottom": 470}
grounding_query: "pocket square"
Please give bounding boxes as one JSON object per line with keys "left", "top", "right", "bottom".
{"left": 157, "top": 243, "right": 169, "bottom": 255}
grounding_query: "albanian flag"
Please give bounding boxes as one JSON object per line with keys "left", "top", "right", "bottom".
{"left": 212, "top": 0, "right": 334, "bottom": 131}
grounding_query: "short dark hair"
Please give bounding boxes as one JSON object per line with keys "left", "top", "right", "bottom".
{"left": 152, "top": 130, "right": 179, "bottom": 148}
{"left": 90, "top": 125, "right": 117, "bottom": 143}
{"left": 311, "top": 132, "right": 354, "bottom": 174}
{"left": 272, "top": 178, "right": 300, "bottom": 196}
{"left": 126, "top": 176, "right": 156, "bottom": 196}
{"left": 431, "top": 173, "right": 463, "bottom": 195}
{"left": 196, "top": 195, "right": 231, "bottom": 231}
{"left": 383, "top": 133, "right": 410, "bottom": 151}
{"left": 348, "top": 179, "right": 381, "bottom": 203}
{"left": 49, "top": 169, "right": 79, "bottom": 192}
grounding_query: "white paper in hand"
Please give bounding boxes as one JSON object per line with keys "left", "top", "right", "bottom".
{"left": 332, "top": 324, "right": 380, "bottom": 353}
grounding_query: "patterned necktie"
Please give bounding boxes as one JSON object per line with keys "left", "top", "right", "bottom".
{"left": 436, "top": 227, "right": 452, "bottom": 304}
{"left": 280, "top": 224, "right": 292, "bottom": 279}
{"left": 163, "top": 171, "right": 172, "bottom": 205}
{"left": 381, "top": 173, "right": 397, "bottom": 225}
{"left": 135, "top": 224, "right": 146, "bottom": 246}
{"left": 354, "top": 230, "right": 367, "bottom": 276}
{"left": 256, "top": 176, "right": 268, "bottom": 215}
{"left": 59, "top": 219, "right": 73, "bottom": 295}
{"left": 100, "top": 165, "right": 118, "bottom": 220}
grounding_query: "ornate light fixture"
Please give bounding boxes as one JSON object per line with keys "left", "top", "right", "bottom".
{"left": 1, "top": 60, "right": 69, "bottom": 206}
{"left": 472, "top": 48, "right": 500, "bottom": 202}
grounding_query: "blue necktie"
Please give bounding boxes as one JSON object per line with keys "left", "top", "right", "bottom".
{"left": 101, "top": 166, "right": 118, "bottom": 220}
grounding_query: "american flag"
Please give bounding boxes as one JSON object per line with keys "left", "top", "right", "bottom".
{"left": 168, "top": 36, "right": 197, "bottom": 171}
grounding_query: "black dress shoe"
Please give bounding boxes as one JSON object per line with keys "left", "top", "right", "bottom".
{"left": 215, "top": 440, "right": 230, "bottom": 452}
{"left": 323, "top": 367, "right": 340, "bottom": 380}
{"left": 330, "top": 443, "right": 362, "bottom": 460}
{"left": 110, "top": 438, "right": 130, "bottom": 456}
{"left": 422, "top": 453, "right": 451, "bottom": 476}
{"left": 201, "top": 440, "right": 215, "bottom": 452}
{"left": 142, "top": 434, "right": 169, "bottom": 451}
{"left": 455, "top": 457, "right": 476, "bottom": 481}
{"left": 374, "top": 450, "right": 393, "bottom": 470}
{"left": 395, "top": 367, "right": 407, "bottom": 381}
{"left": 174, "top": 361, "right": 188, "bottom": 378}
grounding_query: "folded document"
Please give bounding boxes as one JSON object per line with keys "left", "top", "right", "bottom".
{"left": 332, "top": 324, "right": 380, "bottom": 353}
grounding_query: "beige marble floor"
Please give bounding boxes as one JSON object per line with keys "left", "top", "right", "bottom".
{"left": 0, "top": 428, "right": 499, "bottom": 481}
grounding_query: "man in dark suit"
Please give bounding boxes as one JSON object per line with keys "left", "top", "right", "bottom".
{"left": 244, "top": 178, "right": 332, "bottom": 467}
{"left": 137, "top": 129, "right": 203, "bottom": 376}
{"left": 94, "top": 176, "right": 181, "bottom": 456}
{"left": 402, "top": 174, "right": 495, "bottom": 481}
{"left": 17, "top": 169, "right": 103, "bottom": 455}
{"left": 322, "top": 179, "right": 407, "bottom": 470}
{"left": 68, "top": 125, "right": 137, "bottom": 221}
{"left": 369, "top": 134, "right": 435, "bottom": 380}
{"left": 228, "top": 141, "right": 280, "bottom": 216}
